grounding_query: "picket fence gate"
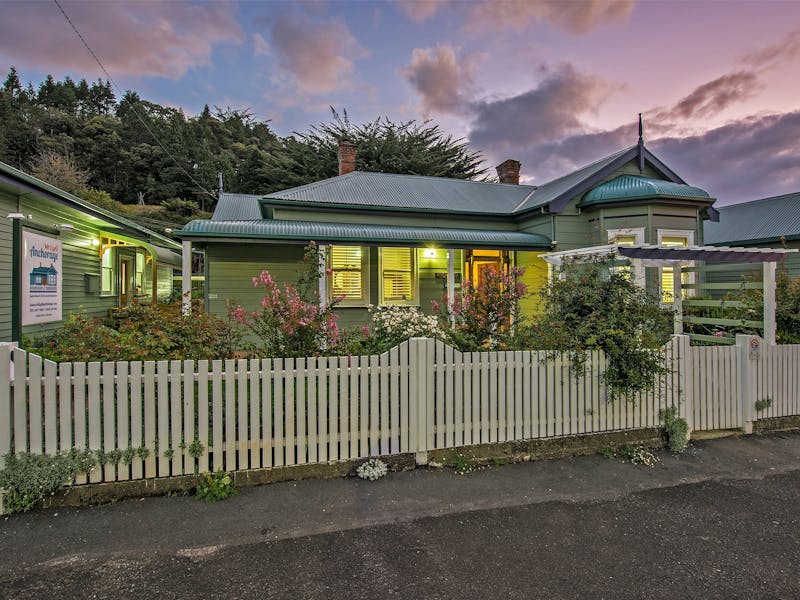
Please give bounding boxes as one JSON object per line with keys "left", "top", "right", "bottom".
{"left": 1, "top": 335, "right": 798, "bottom": 485}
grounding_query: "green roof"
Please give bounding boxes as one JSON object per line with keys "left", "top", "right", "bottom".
{"left": 580, "top": 175, "right": 713, "bottom": 207}
{"left": 0, "top": 161, "right": 180, "bottom": 250}
{"left": 704, "top": 192, "right": 800, "bottom": 245}
{"left": 178, "top": 219, "right": 551, "bottom": 249}
{"left": 263, "top": 171, "right": 536, "bottom": 215}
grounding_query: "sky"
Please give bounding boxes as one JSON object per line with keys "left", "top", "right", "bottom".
{"left": 1, "top": 0, "right": 799, "bottom": 204}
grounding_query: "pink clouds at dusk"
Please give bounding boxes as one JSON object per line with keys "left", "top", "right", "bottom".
{"left": 0, "top": 0, "right": 243, "bottom": 79}
{"left": 0, "top": 0, "right": 799, "bottom": 203}
{"left": 266, "top": 12, "right": 368, "bottom": 95}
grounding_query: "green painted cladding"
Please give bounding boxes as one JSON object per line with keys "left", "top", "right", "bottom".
{"left": 0, "top": 195, "right": 14, "bottom": 340}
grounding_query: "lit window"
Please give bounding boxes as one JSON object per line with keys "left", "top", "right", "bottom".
{"left": 607, "top": 228, "right": 645, "bottom": 287}
{"left": 661, "top": 235, "right": 689, "bottom": 303}
{"left": 380, "top": 248, "right": 417, "bottom": 305}
{"left": 101, "top": 248, "right": 116, "bottom": 295}
{"left": 329, "top": 246, "right": 368, "bottom": 305}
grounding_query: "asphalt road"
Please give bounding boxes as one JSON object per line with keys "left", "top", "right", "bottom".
{"left": 1, "top": 433, "right": 799, "bottom": 599}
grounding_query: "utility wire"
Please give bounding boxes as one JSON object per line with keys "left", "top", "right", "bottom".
{"left": 52, "top": 0, "right": 217, "bottom": 202}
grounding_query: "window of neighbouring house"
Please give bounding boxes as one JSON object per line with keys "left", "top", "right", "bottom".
{"left": 379, "top": 248, "right": 417, "bottom": 305}
{"left": 329, "top": 245, "right": 368, "bottom": 305}
{"left": 658, "top": 230, "right": 694, "bottom": 303}
{"left": 100, "top": 248, "right": 116, "bottom": 295}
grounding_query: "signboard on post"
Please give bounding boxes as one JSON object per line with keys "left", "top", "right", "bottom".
{"left": 21, "top": 230, "right": 62, "bottom": 325}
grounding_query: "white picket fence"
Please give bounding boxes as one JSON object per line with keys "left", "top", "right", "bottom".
{"left": 0, "top": 335, "right": 798, "bottom": 485}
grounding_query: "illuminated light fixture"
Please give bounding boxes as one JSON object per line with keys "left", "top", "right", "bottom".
{"left": 91, "top": 239, "right": 100, "bottom": 247}
{"left": 424, "top": 248, "right": 437, "bottom": 258}
{"left": 6, "top": 212, "right": 25, "bottom": 220}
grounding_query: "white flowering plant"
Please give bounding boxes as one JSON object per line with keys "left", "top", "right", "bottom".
{"left": 368, "top": 305, "right": 448, "bottom": 350}
{"left": 356, "top": 458, "right": 388, "bottom": 481}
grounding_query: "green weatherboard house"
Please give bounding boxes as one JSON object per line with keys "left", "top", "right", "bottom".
{"left": 178, "top": 136, "right": 719, "bottom": 327}
{"left": 1, "top": 161, "right": 182, "bottom": 342}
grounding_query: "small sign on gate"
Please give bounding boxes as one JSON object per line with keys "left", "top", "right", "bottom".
{"left": 749, "top": 338, "right": 761, "bottom": 360}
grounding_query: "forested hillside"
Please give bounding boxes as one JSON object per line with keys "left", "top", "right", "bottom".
{"left": 0, "top": 68, "right": 486, "bottom": 230}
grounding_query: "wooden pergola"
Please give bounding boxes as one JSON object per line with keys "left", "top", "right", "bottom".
{"left": 540, "top": 244, "right": 798, "bottom": 345}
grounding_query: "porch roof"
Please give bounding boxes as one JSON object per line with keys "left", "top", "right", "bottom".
{"left": 540, "top": 243, "right": 797, "bottom": 267}
{"left": 177, "top": 219, "right": 551, "bottom": 249}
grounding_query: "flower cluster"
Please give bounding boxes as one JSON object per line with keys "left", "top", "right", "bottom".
{"left": 356, "top": 458, "right": 388, "bottom": 481}
{"left": 229, "top": 268, "right": 340, "bottom": 358}
{"left": 370, "top": 305, "right": 445, "bottom": 340}
{"left": 435, "top": 266, "right": 527, "bottom": 351}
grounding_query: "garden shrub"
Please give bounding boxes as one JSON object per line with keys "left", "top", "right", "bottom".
{"left": 195, "top": 470, "right": 236, "bottom": 502}
{"left": 435, "top": 265, "right": 528, "bottom": 351}
{"left": 0, "top": 450, "right": 96, "bottom": 514}
{"left": 522, "top": 257, "right": 673, "bottom": 399}
{"left": 27, "top": 301, "right": 241, "bottom": 362}
{"left": 229, "top": 243, "right": 342, "bottom": 358}
{"left": 659, "top": 407, "right": 689, "bottom": 453}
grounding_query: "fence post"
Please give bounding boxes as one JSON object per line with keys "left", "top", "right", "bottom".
{"left": 736, "top": 335, "right": 760, "bottom": 434}
{"left": 673, "top": 335, "right": 694, "bottom": 435}
{"left": 409, "top": 338, "right": 430, "bottom": 465}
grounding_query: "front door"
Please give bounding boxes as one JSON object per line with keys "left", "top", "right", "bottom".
{"left": 119, "top": 252, "right": 135, "bottom": 306}
{"left": 467, "top": 249, "right": 504, "bottom": 286}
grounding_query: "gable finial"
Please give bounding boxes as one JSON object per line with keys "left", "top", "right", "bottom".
{"left": 637, "top": 113, "right": 645, "bottom": 172}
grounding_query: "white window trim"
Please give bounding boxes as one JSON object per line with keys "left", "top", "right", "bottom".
{"left": 327, "top": 246, "right": 370, "bottom": 307}
{"left": 656, "top": 229, "right": 696, "bottom": 303}
{"left": 607, "top": 227, "right": 645, "bottom": 288}
{"left": 378, "top": 247, "right": 420, "bottom": 307}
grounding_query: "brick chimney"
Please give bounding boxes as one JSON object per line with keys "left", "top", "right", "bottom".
{"left": 337, "top": 142, "right": 357, "bottom": 176}
{"left": 496, "top": 159, "right": 521, "bottom": 185}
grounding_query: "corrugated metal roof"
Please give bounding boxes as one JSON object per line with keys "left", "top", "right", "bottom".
{"left": 704, "top": 192, "right": 800, "bottom": 244}
{"left": 263, "top": 171, "right": 536, "bottom": 214}
{"left": 513, "top": 146, "right": 635, "bottom": 213}
{"left": 0, "top": 161, "right": 181, "bottom": 250}
{"left": 212, "top": 193, "right": 264, "bottom": 220}
{"left": 178, "top": 219, "right": 551, "bottom": 248}
{"left": 580, "top": 175, "right": 711, "bottom": 207}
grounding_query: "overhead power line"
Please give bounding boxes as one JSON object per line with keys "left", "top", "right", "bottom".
{"left": 52, "top": 0, "right": 217, "bottom": 201}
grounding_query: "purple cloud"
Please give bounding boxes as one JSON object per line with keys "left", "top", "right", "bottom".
{"left": 0, "top": 0, "right": 243, "bottom": 78}
{"left": 467, "top": 64, "right": 619, "bottom": 165}
{"left": 664, "top": 71, "right": 763, "bottom": 120}
{"left": 401, "top": 45, "right": 480, "bottom": 117}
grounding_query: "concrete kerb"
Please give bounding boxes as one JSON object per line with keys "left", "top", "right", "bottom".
{"left": 35, "top": 428, "right": 664, "bottom": 511}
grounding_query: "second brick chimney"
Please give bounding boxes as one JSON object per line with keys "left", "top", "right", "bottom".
{"left": 496, "top": 159, "right": 521, "bottom": 185}
{"left": 337, "top": 142, "right": 357, "bottom": 176}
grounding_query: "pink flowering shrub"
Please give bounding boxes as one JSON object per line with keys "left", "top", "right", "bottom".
{"left": 435, "top": 265, "right": 528, "bottom": 351}
{"left": 229, "top": 268, "right": 341, "bottom": 358}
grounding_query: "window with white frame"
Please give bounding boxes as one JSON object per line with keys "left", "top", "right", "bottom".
{"left": 379, "top": 247, "right": 418, "bottom": 305}
{"left": 328, "top": 245, "right": 369, "bottom": 306}
{"left": 657, "top": 229, "right": 695, "bottom": 303}
{"left": 100, "top": 247, "right": 116, "bottom": 295}
{"left": 607, "top": 227, "right": 645, "bottom": 288}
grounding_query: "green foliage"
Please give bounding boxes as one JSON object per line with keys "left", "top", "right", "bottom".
{"left": 187, "top": 439, "right": 204, "bottom": 459}
{"left": 688, "top": 266, "right": 800, "bottom": 344}
{"left": 522, "top": 257, "right": 673, "bottom": 399}
{"left": 755, "top": 398, "right": 773, "bottom": 412}
{"left": 659, "top": 407, "right": 689, "bottom": 453}
{"left": 599, "top": 446, "right": 616, "bottom": 460}
{"left": 0, "top": 450, "right": 96, "bottom": 514}
{"left": 435, "top": 266, "right": 528, "bottom": 351}
{"left": 229, "top": 244, "right": 341, "bottom": 358}
{"left": 26, "top": 302, "right": 242, "bottom": 362}
{"left": 450, "top": 453, "right": 477, "bottom": 475}
{"left": 196, "top": 471, "right": 236, "bottom": 503}
{"left": 0, "top": 71, "right": 485, "bottom": 211}
{"left": 619, "top": 445, "right": 659, "bottom": 467}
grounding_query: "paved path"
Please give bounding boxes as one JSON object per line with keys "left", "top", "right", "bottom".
{"left": 1, "top": 432, "right": 799, "bottom": 599}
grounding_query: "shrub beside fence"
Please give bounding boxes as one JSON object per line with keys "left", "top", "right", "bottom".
{"left": 1, "top": 335, "right": 798, "bottom": 485}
